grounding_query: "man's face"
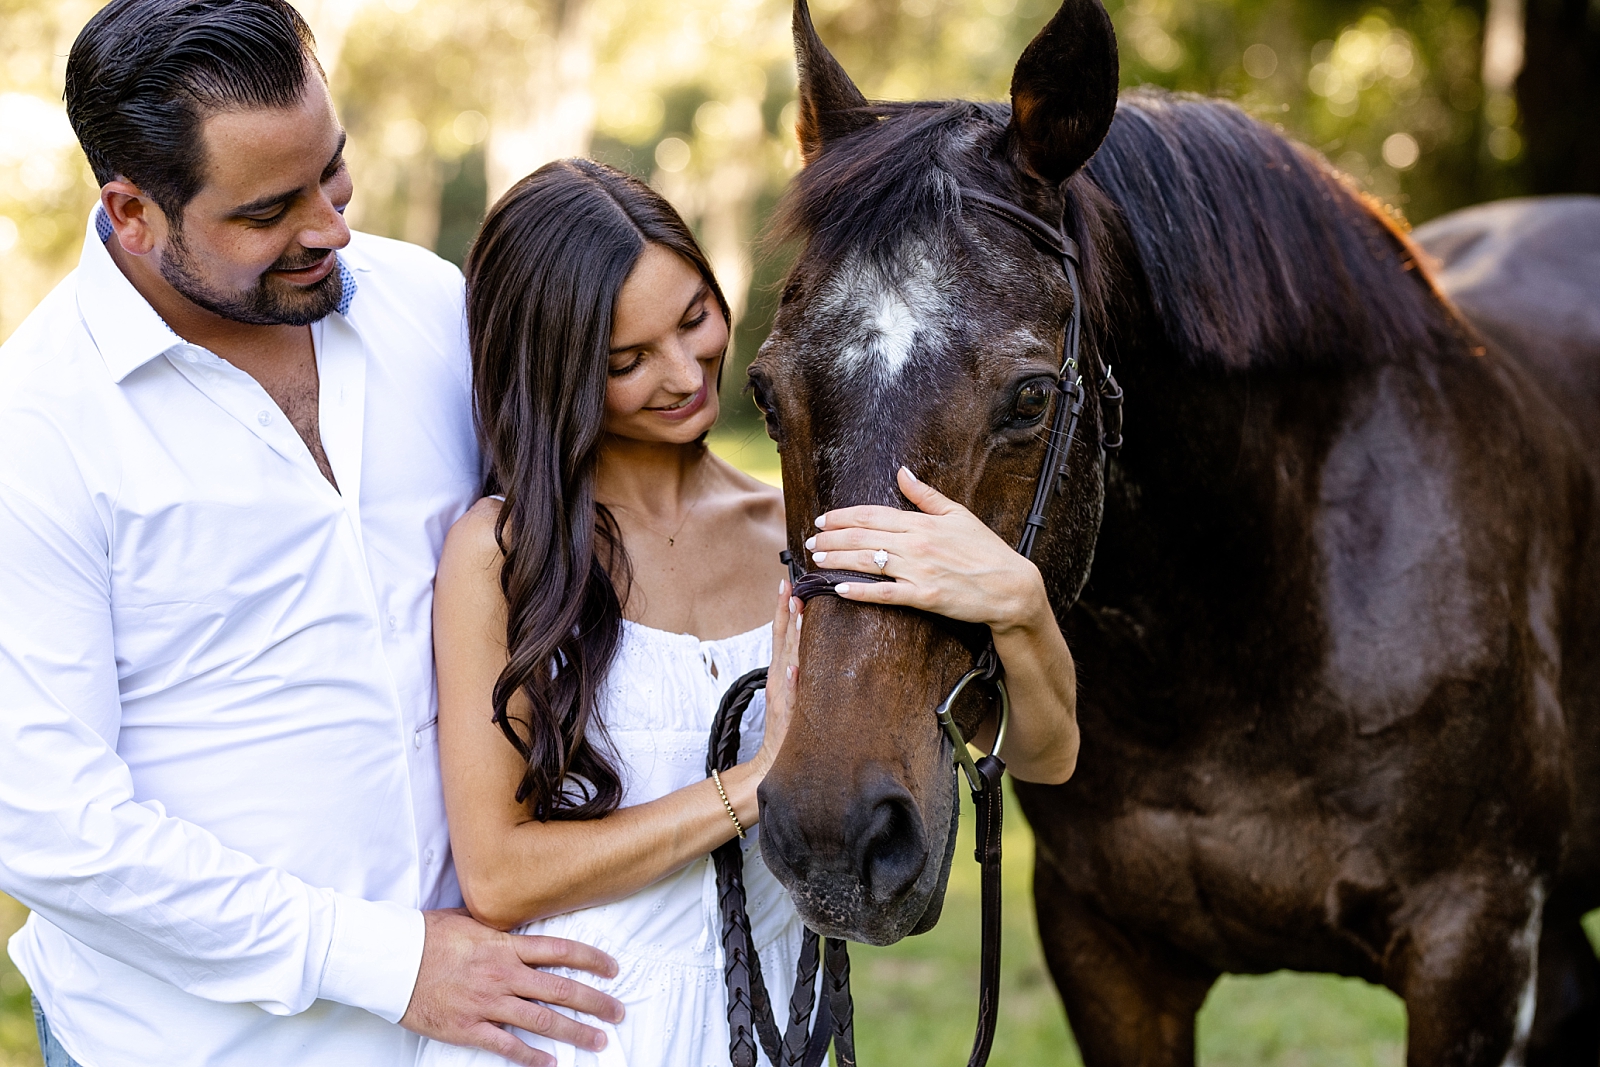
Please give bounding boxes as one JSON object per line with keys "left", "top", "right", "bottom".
{"left": 158, "top": 72, "right": 353, "bottom": 326}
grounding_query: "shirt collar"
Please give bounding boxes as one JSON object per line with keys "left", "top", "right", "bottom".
{"left": 79, "top": 206, "right": 360, "bottom": 384}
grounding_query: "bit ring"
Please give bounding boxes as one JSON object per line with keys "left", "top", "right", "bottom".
{"left": 873, "top": 548, "right": 890, "bottom": 573}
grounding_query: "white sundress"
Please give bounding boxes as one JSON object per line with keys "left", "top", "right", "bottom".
{"left": 416, "top": 619, "right": 807, "bottom": 1067}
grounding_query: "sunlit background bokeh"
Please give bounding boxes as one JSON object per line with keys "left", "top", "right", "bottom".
{"left": 2, "top": 0, "right": 1596, "bottom": 1063}
{"left": 0, "top": 0, "right": 1569, "bottom": 414}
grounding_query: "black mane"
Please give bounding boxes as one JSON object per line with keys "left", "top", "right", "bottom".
{"left": 774, "top": 88, "right": 1461, "bottom": 371}
{"left": 1090, "top": 89, "right": 1458, "bottom": 369}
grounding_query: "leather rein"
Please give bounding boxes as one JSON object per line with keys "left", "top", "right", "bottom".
{"left": 707, "top": 188, "right": 1121, "bottom": 1067}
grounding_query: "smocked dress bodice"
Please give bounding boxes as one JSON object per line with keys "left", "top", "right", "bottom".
{"left": 416, "top": 620, "right": 803, "bottom": 1067}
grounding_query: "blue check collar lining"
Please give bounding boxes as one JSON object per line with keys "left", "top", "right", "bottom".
{"left": 93, "top": 206, "right": 358, "bottom": 316}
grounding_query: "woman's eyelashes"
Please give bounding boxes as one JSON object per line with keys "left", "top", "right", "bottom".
{"left": 608, "top": 304, "right": 716, "bottom": 376}
{"left": 609, "top": 352, "right": 644, "bottom": 377}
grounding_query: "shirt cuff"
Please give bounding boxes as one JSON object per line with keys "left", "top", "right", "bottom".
{"left": 317, "top": 896, "right": 427, "bottom": 1024}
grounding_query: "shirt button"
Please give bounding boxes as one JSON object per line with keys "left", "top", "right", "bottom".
{"left": 413, "top": 731, "right": 424, "bottom": 749}
{"left": 423, "top": 849, "right": 436, "bottom": 865}
{"left": 256, "top": 410, "right": 270, "bottom": 426}
{"left": 387, "top": 614, "right": 399, "bottom": 630}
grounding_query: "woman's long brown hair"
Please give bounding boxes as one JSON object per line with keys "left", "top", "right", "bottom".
{"left": 465, "top": 159, "right": 730, "bottom": 820}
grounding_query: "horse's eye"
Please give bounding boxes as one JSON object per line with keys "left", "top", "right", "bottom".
{"left": 749, "top": 376, "right": 784, "bottom": 444}
{"left": 1010, "top": 378, "right": 1055, "bottom": 425}
{"left": 780, "top": 281, "right": 802, "bottom": 305}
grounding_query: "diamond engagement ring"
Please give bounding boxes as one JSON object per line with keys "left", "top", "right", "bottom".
{"left": 873, "top": 549, "right": 890, "bottom": 573}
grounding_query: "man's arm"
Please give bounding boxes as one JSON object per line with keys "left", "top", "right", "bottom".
{"left": 0, "top": 478, "right": 421, "bottom": 1017}
{"left": 0, "top": 480, "right": 622, "bottom": 1064}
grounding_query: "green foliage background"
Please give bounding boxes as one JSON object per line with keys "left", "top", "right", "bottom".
{"left": 0, "top": 0, "right": 1585, "bottom": 1063}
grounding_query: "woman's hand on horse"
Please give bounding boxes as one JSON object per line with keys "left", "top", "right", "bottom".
{"left": 806, "top": 466, "right": 1050, "bottom": 636}
{"left": 752, "top": 578, "right": 802, "bottom": 777}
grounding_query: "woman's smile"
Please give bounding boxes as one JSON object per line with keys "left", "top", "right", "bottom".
{"left": 647, "top": 380, "right": 709, "bottom": 420}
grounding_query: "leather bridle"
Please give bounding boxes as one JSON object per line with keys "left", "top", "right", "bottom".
{"left": 707, "top": 187, "right": 1122, "bottom": 1067}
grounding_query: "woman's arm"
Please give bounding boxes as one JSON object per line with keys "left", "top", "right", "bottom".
{"left": 435, "top": 502, "right": 800, "bottom": 931}
{"left": 800, "top": 466, "right": 1078, "bottom": 785}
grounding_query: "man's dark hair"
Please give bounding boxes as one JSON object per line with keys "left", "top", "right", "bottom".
{"left": 65, "top": 0, "right": 321, "bottom": 217}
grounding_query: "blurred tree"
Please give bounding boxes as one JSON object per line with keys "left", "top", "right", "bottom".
{"left": 1518, "top": 0, "right": 1600, "bottom": 194}
{"left": 0, "top": 0, "right": 1567, "bottom": 359}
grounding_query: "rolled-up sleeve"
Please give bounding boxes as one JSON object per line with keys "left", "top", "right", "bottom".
{"left": 0, "top": 479, "right": 425, "bottom": 1022}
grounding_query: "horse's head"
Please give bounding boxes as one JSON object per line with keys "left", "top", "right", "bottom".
{"left": 751, "top": 0, "right": 1119, "bottom": 944}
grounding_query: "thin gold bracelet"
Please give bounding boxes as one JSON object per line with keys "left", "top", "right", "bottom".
{"left": 710, "top": 768, "right": 746, "bottom": 839}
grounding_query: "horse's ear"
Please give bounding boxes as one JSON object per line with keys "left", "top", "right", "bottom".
{"left": 1004, "top": 0, "right": 1120, "bottom": 184}
{"left": 794, "top": 0, "right": 873, "bottom": 164}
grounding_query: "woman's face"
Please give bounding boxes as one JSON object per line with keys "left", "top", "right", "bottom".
{"left": 603, "top": 243, "right": 728, "bottom": 445}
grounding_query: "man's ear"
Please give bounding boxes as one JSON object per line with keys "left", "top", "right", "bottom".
{"left": 1003, "top": 0, "right": 1120, "bottom": 184}
{"left": 793, "top": 0, "right": 874, "bottom": 165}
{"left": 101, "top": 181, "right": 164, "bottom": 256}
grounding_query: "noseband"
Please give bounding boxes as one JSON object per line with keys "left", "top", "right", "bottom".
{"left": 708, "top": 188, "right": 1121, "bottom": 1067}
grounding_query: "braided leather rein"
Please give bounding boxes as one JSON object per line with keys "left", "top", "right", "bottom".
{"left": 708, "top": 188, "right": 1119, "bottom": 1067}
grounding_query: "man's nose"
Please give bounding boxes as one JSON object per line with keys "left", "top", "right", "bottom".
{"left": 299, "top": 190, "right": 351, "bottom": 252}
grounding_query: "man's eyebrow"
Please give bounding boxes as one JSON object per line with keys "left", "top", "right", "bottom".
{"left": 320, "top": 131, "right": 348, "bottom": 180}
{"left": 229, "top": 131, "right": 349, "bottom": 217}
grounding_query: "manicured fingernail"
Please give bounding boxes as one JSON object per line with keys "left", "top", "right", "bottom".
{"left": 795, "top": 613, "right": 803, "bottom": 632}
{"left": 804, "top": 536, "right": 816, "bottom": 551}
{"left": 789, "top": 596, "right": 797, "bottom": 614}
{"left": 814, "top": 515, "right": 827, "bottom": 529}
{"left": 779, "top": 579, "right": 788, "bottom": 595}
{"left": 786, "top": 664, "right": 796, "bottom": 680}
{"left": 901, "top": 466, "right": 918, "bottom": 482}
{"left": 812, "top": 550, "right": 827, "bottom": 564}
{"left": 835, "top": 583, "right": 852, "bottom": 595}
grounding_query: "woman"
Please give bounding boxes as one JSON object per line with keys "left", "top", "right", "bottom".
{"left": 417, "top": 159, "right": 1080, "bottom": 1067}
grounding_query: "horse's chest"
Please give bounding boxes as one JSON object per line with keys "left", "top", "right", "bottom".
{"left": 1023, "top": 774, "right": 1389, "bottom": 977}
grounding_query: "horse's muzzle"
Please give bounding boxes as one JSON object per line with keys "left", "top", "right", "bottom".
{"left": 759, "top": 762, "right": 955, "bottom": 944}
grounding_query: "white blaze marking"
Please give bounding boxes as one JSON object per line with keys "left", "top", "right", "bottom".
{"left": 819, "top": 239, "right": 951, "bottom": 388}
{"left": 867, "top": 284, "right": 919, "bottom": 377}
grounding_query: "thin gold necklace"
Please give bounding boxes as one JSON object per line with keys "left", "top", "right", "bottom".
{"left": 616, "top": 458, "right": 707, "bottom": 547}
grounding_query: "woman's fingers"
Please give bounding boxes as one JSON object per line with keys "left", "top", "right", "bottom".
{"left": 814, "top": 504, "right": 917, "bottom": 536}
{"left": 834, "top": 578, "right": 923, "bottom": 606}
{"left": 811, "top": 548, "right": 906, "bottom": 576}
{"left": 896, "top": 465, "right": 961, "bottom": 515}
{"left": 812, "top": 467, "right": 966, "bottom": 535}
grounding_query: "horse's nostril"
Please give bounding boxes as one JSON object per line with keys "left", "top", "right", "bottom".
{"left": 850, "top": 784, "right": 928, "bottom": 906}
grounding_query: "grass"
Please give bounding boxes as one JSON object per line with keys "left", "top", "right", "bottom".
{"left": 5, "top": 427, "right": 1597, "bottom": 1065}
{"left": 0, "top": 896, "right": 39, "bottom": 1067}
{"left": 708, "top": 424, "right": 782, "bottom": 487}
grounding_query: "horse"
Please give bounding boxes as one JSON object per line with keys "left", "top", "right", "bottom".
{"left": 748, "top": 0, "right": 1600, "bottom": 1063}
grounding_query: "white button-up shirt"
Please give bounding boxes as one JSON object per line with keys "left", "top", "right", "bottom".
{"left": 1, "top": 212, "right": 480, "bottom": 1067}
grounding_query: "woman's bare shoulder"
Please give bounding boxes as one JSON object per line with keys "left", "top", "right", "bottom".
{"left": 439, "top": 497, "right": 507, "bottom": 590}
{"left": 704, "top": 456, "right": 785, "bottom": 542}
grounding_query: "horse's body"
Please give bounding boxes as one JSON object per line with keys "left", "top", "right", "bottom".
{"left": 1018, "top": 182, "right": 1600, "bottom": 1065}
{"left": 752, "top": 1, "right": 1600, "bottom": 1062}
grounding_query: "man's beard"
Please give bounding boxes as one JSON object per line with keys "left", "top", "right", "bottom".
{"left": 160, "top": 226, "right": 344, "bottom": 327}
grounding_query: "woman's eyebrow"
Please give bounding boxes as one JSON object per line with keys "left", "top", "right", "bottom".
{"left": 682, "top": 284, "right": 711, "bottom": 316}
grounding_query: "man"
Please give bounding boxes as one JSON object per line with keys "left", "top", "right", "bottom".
{"left": 0, "top": 2, "right": 622, "bottom": 1065}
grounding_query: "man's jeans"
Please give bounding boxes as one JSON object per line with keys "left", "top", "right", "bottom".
{"left": 31, "top": 997, "right": 85, "bottom": 1067}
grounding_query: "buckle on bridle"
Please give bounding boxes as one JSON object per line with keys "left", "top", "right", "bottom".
{"left": 934, "top": 667, "right": 1010, "bottom": 793}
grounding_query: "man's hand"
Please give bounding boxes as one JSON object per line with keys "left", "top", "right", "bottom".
{"left": 400, "top": 909, "right": 625, "bottom": 1067}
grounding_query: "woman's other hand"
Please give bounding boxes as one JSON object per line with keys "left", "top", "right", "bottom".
{"left": 752, "top": 579, "right": 801, "bottom": 778}
{"left": 805, "top": 466, "right": 1050, "bottom": 636}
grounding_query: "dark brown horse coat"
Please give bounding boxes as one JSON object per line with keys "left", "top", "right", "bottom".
{"left": 751, "top": 0, "right": 1600, "bottom": 1062}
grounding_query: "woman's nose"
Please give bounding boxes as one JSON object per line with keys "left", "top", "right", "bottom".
{"left": 659, "top": 342, "right": 705, "bottom": 394}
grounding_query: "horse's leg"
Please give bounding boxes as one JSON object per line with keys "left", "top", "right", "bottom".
{"left": 1033, "top": 858, "right": 1217, "bottom": 1067}
{"left": 1524, "top": 895, "right": 1600, "bottom": 1067}
{"left": 1392, "top": 873, "right": 1545, "bottom": 1067}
